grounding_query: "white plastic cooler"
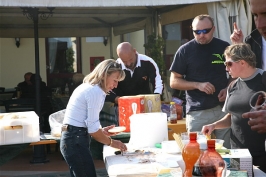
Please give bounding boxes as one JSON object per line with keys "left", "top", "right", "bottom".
{"left": 0, "top": 111, "right": 40, "bottom": 145}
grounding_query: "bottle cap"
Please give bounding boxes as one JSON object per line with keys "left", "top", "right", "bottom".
{"left": 189, "top": 132, "right": 197, "bottom": 140}
{"left": 207, "top": 139, "right": 215, "bottom": 147}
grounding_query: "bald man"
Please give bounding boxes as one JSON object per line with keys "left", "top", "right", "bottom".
{"left": 106, "top": 42, "right": 163, "bottom": 104}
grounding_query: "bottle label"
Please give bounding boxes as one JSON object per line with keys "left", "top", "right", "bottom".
{"left": 170, "top": 114, "right": 177, "bottom": 120}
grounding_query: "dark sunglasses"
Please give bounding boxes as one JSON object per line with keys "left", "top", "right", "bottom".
{"left": 193, "top": 27, "right": 213, "bottom": 35}
{"left": 224, "top": 60, "right": 240, "bottom": 67}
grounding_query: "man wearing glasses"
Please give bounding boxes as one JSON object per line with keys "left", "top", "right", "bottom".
{"left": 170, "top": 14, "right": 231, "bottom": 148}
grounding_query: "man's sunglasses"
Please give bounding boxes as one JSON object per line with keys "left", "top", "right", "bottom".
{"left": 193, "top": 27, "right": 213, "bottom": 35}
{"left": 224, "top": 60, "right": 240, "bottom": 67}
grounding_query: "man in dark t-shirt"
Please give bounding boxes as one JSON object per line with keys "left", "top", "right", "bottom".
{"left": 169, "top": 14, "right": 230, "bottom": 148}
{"left": 17, "top": 72, "right": 33, "bottom": 98}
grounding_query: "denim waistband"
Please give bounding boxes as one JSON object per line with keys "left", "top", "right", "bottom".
{"left": 62, "top": 124, "right": 87, "bottom": 132}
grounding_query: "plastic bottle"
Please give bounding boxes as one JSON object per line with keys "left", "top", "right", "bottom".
{"left": 192, "top": 140, "right": 207, "bottom": 177}
{"left": 199, "top": 139, "right": 225, "bottom": 177}
{"left": 169, "top": 102, "right": 177, "bottom": 123}
{"left": 182, "top": 132, "right": 201, "bottom": 177}
{"left": 176, "top": 104, "right": 183, "bottom": 120}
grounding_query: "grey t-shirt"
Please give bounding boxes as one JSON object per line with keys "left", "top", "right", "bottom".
{"left": 223, "top": 69, "right": 266, "bottom": 156}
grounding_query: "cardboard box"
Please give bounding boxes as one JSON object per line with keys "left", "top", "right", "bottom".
{"left": 118, "top": 96, "right": 145, "bottom": 132}
{"left": 0, "top": 111, "right": 40, "bottom": 145}
{"left": 139, "top": 94, "right": 161, "bottom": 113}
{"left": 221, "top": 149, "right": 253, "bottom": 177}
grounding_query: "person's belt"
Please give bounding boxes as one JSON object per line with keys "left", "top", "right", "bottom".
{"left": 61, "top": 124, "right": 87, "bottom": 132}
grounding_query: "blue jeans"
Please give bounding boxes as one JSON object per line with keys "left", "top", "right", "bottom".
{"left": 60, "top": 125, "right": 96, "bottom": 177}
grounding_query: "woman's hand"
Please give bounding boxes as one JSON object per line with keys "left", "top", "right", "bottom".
{"left": 102, "top": 125, "right": 119, "bottom": 136}
{"left": 111, "top": 139, "right": 127, "bottom": 152}
{"left": 201, "top": 123, "right": 216, "bottom": 137}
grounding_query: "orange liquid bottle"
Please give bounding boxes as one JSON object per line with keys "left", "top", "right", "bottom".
{"left": 182, "top": 132, "right": 201, "bottom": 177}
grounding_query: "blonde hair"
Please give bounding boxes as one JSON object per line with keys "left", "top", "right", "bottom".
{"left": 224, "top": 43, "right": 256, "bottom": 67}
{"left": 83, "top": 59, "right": 125, "bottom": 93}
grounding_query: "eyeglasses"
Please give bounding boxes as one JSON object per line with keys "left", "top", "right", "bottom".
{"left": 193, "top": 27, "right": 213, "bottom": 35}
{"left": 224, "top": 60, "right": 240, "bottom": 67}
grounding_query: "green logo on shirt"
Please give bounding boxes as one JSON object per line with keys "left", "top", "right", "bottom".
{"left": 212, "top": 54, "right": 224, "bottom": 64}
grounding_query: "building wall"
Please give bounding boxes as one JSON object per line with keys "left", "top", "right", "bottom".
{"left": 0, "top": 30, "right": 145, "bottom": 89}
{"left": 123, "top": 30, "right": 145, "bottom": 54}
{"left": 0, "top": 38, "right": 44, "bottom": 89}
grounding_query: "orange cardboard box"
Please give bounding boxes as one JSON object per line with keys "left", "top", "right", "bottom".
{"left": 118, "top": 96, "right": 145, "bottom": 132}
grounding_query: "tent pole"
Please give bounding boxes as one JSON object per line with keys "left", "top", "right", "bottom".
{"left": 32, "top": 9, "right": 41, "bottom": 119}
{"left": 21, "top": 7, "right": 54, "bottom": 164}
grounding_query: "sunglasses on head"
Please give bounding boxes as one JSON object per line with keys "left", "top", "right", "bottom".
{"left": 224, "top": 60, "right": 240, "bottom": 67}
{"left": 111, "top": 63, "right": 122, "bottom": 69}
{"left": 193, "top": 27, "right": 213, "bottom": 35}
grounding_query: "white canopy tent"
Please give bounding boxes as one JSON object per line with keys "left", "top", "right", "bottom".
{"left": 207, "top": 0, "right": 252, "bottom": 43}
{"left": 0, "top": 0, "right": 235, "bottom": 38}
{"left": 0, "top": 0, "right": 230, "bottom": 7}
{"left": 0, "top": 0, "right": 251, "bottom": 115}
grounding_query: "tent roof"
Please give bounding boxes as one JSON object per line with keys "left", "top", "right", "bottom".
{"left": 0, "top": 0, "right": 230, "bottom": 37}
{"left": 0, "top": 0, "right": 230, "bottom": 7}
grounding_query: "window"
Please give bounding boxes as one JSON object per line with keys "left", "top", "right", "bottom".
{"left": 46, "top": 37, "right": 81, "bottom": 89}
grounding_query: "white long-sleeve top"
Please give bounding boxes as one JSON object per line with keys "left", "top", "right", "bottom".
{"left": 63, "top": 83, "right": 106, "bottom": 133}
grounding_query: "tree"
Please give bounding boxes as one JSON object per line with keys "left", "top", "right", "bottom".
{"left": 66, "top": 47, "right": 74, "bottom": 73}
{"left": 143, "top": 33, "right": 166, "bottom": 73}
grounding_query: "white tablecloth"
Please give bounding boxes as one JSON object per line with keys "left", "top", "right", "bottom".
{"left": 103, "top": 145, "right": 266, "bottom": 177}
{"left": 103, "top": 145, "right": 182, "bottom": 177}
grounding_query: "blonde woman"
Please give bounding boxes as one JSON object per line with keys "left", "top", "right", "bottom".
{"left": 60, "top": 59, "right": 126, "bottom": 177}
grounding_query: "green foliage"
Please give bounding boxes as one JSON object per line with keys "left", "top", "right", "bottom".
{"left": 143, "top": 33, "right": 166, "bottom": 72}
{"left": 66, "top": 47, "right": 74, "bottom": 73}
